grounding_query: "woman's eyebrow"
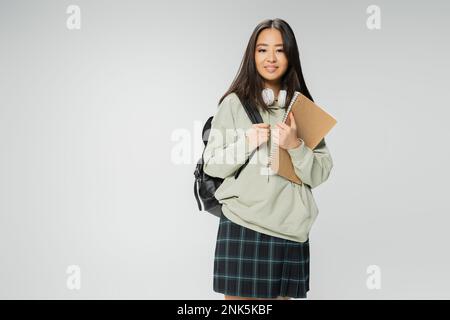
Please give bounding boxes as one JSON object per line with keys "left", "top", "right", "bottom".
{"left": 256, "top": 43, "right": 284, "bottom": 47}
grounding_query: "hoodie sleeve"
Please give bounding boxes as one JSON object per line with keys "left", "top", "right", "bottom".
{"left": 286, "top": 137, "right": 333, "bottom": 189}
{"left": 203, "top": 94, "right": 258, "bottom": 179}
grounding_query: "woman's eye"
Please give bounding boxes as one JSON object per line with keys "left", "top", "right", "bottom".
{"left": 257, "top": 49, "right": 284, "bottom": 53}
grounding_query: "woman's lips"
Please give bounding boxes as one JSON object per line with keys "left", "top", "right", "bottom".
{"left": 264, "top": 66, "right": 278, "bottom": 73}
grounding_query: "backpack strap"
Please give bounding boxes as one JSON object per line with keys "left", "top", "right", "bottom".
{"left": 193, "top": 177, "right": 202, "bottom": 210}
{"left": 242, "top": 98, "right": 264, "bottom": 124}
{"left": 234, "top": 98, "right": 264, "bottom": 179}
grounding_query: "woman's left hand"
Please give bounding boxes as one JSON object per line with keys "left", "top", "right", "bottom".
{"left": 272, "top": 112, "right": 302, "bottom": 150}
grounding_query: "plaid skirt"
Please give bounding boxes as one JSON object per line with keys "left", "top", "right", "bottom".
{"left": 213, "top": 210, "right": 310, "bottom": 299}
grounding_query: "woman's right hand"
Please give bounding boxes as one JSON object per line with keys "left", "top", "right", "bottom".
{"left": 245, "top": 123, "right": 270, "bottom": 150}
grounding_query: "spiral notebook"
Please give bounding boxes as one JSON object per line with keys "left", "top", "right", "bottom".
{"left": 266, "top": 91, "right": 337, "bottom": 185}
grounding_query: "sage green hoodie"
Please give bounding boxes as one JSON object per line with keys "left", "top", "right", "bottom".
{"left": 203, "top": 92, "right": 333, "bottom": 243}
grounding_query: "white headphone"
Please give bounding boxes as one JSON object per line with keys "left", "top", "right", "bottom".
{"left": 262, "top": 88, "right": 287, "bottom": 108}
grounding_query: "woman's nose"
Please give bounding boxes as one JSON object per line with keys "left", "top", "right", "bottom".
{"left": 267, "top": 50, "right": 277, "bottom": 62}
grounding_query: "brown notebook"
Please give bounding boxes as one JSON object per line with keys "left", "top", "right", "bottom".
{"left": 268, "top": 91, "right": 337, "bottom": 185}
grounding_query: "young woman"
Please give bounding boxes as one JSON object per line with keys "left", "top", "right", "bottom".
{"left": 203, "top": 18, "right": 333, "bottom": 300}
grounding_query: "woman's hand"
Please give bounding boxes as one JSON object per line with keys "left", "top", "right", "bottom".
{"left": 245, "top": 123, "right": 270, "bottom": 150}
{"left": 273, "top": 112, "right": 302, "bottom": 150}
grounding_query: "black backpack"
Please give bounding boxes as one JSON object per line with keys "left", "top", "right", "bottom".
{"left": 193, "top": 98, "right": 263, "bottom": 217}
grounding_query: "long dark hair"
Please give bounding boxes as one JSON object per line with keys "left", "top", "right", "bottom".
{"left": 219, "top": 18, "right": 313, "bottom": 114}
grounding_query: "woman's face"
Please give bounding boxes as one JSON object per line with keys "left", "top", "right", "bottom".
{"left": 254, "top": 28, "right": 288, "bottom": 84}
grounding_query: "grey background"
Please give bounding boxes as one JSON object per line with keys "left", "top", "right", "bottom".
{"left": 1, "top": 0, "right": 449, "bottom": 299}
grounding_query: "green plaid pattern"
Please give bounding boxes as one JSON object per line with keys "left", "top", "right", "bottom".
{"left": 213, "top": 211, "right": 310, "bottom": 299}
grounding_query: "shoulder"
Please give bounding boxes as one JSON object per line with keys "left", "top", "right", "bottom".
{"left": 215, "top": 92, "right": 242, "bottom": 117}
{"left": 219, "top": 92, "right": 242, "bottom": 110}
{"left": 212, "top": 92, "right": 243, "bottom": 128}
